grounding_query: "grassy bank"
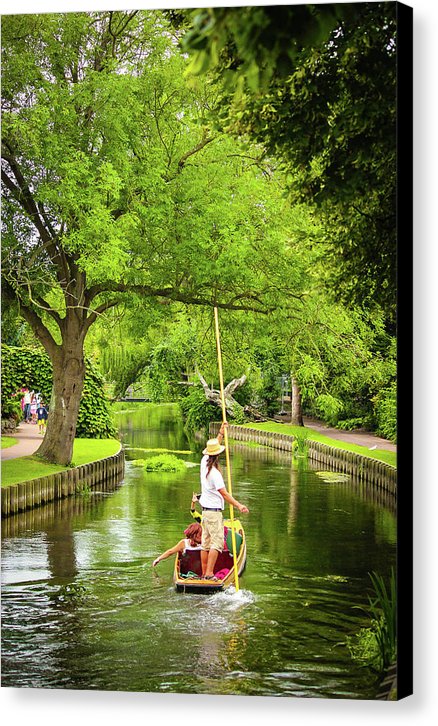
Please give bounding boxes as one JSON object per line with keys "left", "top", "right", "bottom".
{"left": 1, "top": 438, "right": 121, "bottom": 486}
{"left": 238, "top": 422, "right": 397, "bottom": 467}
{"left": 1, "top": 436, "right": 19, "bottom": 449}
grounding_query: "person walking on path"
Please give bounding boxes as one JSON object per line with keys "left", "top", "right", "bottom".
{"left": 199, "top": 423, "right": 249, "bottom": 581}
{"left": 36, "top": 401, "right": 49, "bottom": 435}
{"left": 22, "top": 388, "right": 31, "bottom": 423}
{"left": 30, "top": 392, "right": 37, "bottom": 424}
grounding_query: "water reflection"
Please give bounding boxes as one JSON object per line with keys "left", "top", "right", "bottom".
{"left": 1, "top": 404, "right": 396, "bottom": 698}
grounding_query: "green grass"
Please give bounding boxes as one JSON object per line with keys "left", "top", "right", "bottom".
{"left": 239, "top": 422, "right": 396, "bottom": 467}
{"left": 1, "top": 438, "right": 121, "bottom": 486}
{"left": 1, "top": 436, "right": 18, "bottom": 450}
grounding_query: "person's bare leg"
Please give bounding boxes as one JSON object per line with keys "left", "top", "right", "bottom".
{"left": 201, "top": 549, "right": 209, "bottom": 576}
{"left": 205, "top": 549, "right": 220, "bottom": 577}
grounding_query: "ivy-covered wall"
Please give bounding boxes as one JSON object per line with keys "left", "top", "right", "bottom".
{"left": 1, "top": 345, "right": 116, "bottom": 438}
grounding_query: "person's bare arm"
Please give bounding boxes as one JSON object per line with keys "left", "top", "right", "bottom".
{"left": 152, "top": 539, "right": 185, "bottom": 567}
{"left": 217, "top": 421, "right": 228, "bottom": 444}
{"left": 218, "top": 488, "right": 249, "bottom": 514}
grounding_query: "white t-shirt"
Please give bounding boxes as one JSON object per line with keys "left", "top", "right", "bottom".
{"left": 199, "top": 455, "right": 225, "bottom": 510}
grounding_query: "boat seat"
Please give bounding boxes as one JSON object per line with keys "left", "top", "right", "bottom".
{"left": 225, "top": 529, "right": 243, "bottom": 557}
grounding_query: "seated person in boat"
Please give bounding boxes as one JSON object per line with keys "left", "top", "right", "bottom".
{"left": 152, "top": 523, "right": 202, "bottom": 568}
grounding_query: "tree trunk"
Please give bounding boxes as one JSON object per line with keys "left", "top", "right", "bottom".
{"left": 197, "top": 370, "right": 246, "bottom": 419}
{"left": 290, "top": 376, "right": 304, "bottom": 426}
{"left": 36, "top": 341, "right": 86, "bottom": 465}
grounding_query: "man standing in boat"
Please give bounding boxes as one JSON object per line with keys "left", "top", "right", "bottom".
{"left": 200, "top": 423, "right": 249, "bottom": 580}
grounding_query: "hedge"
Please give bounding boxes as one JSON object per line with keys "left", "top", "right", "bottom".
{"left": 1, "top": 344, "right": 116, "bottom": 438}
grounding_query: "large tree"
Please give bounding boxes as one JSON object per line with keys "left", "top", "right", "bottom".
{"left": 1, "top": 10, "right": 300, "bottom": 464}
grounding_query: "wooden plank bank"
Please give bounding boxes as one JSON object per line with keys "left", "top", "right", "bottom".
{"left": 1, "top": 446, "right": 125, "bottom": 518}
{"left": 209, "top": 423, "right": 396, "bottom": 497}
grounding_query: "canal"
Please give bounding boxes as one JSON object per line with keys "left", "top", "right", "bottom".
{"left": 1, "top": 403, "right": 396, "bottom": 698}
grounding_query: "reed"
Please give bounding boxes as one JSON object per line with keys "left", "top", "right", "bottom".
{"left": 346, "top": 567, "right": 397, "bottom": 673}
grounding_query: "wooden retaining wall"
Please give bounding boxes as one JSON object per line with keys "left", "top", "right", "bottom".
{"left": 209, "top": 423, "right": 396, "bottom": 497}
{"left": 1, "top": 447, "right": 125, "bottom": 518}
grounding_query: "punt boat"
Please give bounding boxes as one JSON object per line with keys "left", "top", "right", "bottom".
{"left": 174, "top": 518, "right": 246, "bottom": 593}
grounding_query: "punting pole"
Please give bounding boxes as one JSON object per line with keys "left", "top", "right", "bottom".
{"left": 213, "top": 306, "right": 239, "bottom": 592}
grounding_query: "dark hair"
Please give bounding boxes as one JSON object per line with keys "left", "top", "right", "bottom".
{"left": 206, "top": 454, "right": 221, "bottom": 477}
{"left": 184, "top": 523, "right": 202, "bottom": 546}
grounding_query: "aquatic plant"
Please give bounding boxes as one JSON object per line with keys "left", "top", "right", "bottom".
{"left": 50, "top": 582, "right": 88, "bottom": 606}
{"left": 131, "top": 453, "right": 187, "bottom": 473}
{"left": 315, "top": 471, "right": 350, "bottom": 483}
{"left": 292, "top": 430, "right": 308, "bottom": 457}
{"left": 346, "top": 568, "right": 396, "bottom": 673}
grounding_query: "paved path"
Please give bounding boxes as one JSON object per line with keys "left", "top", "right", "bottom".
{"left": 303, "top": 416, "right": 396, "bottom": 452}
{"left": 1, "top": 422, "right": 45, "bottom": 461}
{"left": 271, "top": 415, "right": 397, "bottom": 453}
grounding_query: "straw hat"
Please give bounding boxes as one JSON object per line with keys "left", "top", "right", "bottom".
{"left": 203, "top": 438, "right": 225, "bottom": 456}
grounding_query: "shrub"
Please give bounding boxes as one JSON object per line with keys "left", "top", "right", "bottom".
{"left": 179, "top": 387, "right": 219, "bottom": 434}
{"left": 1, "top": 344, "right": 116, "bottom": 438}
{"left": 1, "top": 395, "right": 22, "bottom": 422}
{"left": 131, "top": 454, "right": 186, "bottom": 472}
{"left": 373, "top": 382, "right": 397, "bottom": 443}
{"left": 336, "top": 417, "right": 367, "bottom": 431}
{"left": 346, "top": 569, "right": 396, "bottom": 674}
{"left": 257, "top": 372, "right": 281, "bottom": 417}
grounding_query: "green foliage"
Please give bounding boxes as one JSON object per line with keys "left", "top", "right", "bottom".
{"left": 1, "top": 345, "right": 116, "bottom": 438}
{"left": 131, "top": 454, "right": 186, "bottom": 473}
{"left": 257, "top": 371, "right": 281, "bottom": 417}
{"left": 373, "top": 382, "right": 397, "bottom": 443}
{"left": 180, "top": 3, "right": 397, "bottom": 322}
{"left": 1, "top": 344, "right": 53, "bottom": 413}
{"left": 347, "top": 569, "right": 397, "bottom": 674}
{"left": 181, "top": 5, "right": 359, "bottom": 91}
{"left": 367, "top": 569, "right": 397, "bottom": 670}
{"left": 346, "top": 620, "right": 385, "bottom": 672}
{"left": 1, "top": 396, "right": 22, "bottom": 422}
{"left": 292, "top": 431, "right": 308, "bottom": 458}
{"left": 76, "top": 364, "right": 117, "bottom": 439}
{"left": 179, "top": 387, "right": 218, "bottom": 435}
{"left": 314, "top": 393, "right": 344, "bottom": 424}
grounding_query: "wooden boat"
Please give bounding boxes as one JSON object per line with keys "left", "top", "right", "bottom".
{"left": 174, "top": 518, "right": 246, "bottom": 593}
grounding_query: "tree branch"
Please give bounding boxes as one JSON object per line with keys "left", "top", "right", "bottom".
{"left": 2, "top": 280, "right": 60, "bottom": 358}
{"left": 177, "top": 135, "right": 217, "bottom": 170}
{"left": 86, "top": 281, "right": 274, "bottom": 314}
{"left": 83, "top": 299, "right": 121, "bottom": 333}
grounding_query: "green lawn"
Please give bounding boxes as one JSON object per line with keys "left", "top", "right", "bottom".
{"left": 1, "top": 436, "right": 19, "bottom": 450}
{"left": 238, "top": 422, "right": 397, "bottom": 467}
{"left": 1, "top": 438, "right": 121, "bottom": 486}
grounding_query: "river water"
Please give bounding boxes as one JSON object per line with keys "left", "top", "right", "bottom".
{"left": 1, "top": 403, "right": 396, "bottom": 698}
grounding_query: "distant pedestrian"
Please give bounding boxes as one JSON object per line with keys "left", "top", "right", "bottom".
{"left": 30, "top": 392, "right": 37, "bottom": 424}
{"left": 36, "top": 401, "right": 48, "bottom": 434}
{"left": 22, "top": 388, "right": 31, "bottom": 422}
